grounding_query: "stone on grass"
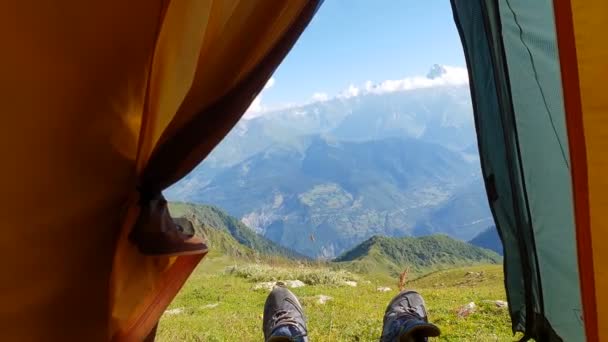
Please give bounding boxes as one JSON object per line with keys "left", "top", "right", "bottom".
{"left": 317, "top": 295, "right": 333, "bottom": 304}
{"left": 377, "top": 287, "right": 392, "bottom": 292}
{"left": 457, "top": 302, "right": 476, "bottom": 318}
{"left": 164, "top": 307, "right": 184, "bottom": 315}
{"left": 285, "top": 280, "right": 306, "bottom": 288}
{"left": 253, "top": 281, "right": 276, "bottom": 291}
{"left": 482, "top": 300, "right": 508, "bottom": 308}
{"left": 202, "top": 303, "right": 219, "bottom": 309}
{"left": 495, "top": 300, "right": 508, "bottom": 308}
{"left": 253, "top": 280, "right": 305, "bottom": 291}
{"left": 343, "top": 281, "right": 358, "bottom": 287}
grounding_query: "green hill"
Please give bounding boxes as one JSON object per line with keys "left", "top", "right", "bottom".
{"left": 334, "top": 234, "right": 501, "bottom": 276}
{"left": 188, "top": 220, "right": 256, "bottom": 259}
{"left": 169, "top": 202, "right": 305, "bottom": 260}
{"left": 469, "top": 226, "right": 503, "bottom": 255}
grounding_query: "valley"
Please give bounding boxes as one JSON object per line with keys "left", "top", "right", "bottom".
{"left": 166, "top": 73, "right": 494, "bottom": 258}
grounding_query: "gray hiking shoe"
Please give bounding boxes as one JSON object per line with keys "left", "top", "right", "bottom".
{"left": 380, "top": 291, "right": 440, "bottom": 342}
{"left": 263, "top": 284, "right": 308, "bottom": 342}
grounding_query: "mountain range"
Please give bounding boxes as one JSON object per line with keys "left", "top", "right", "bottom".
{"left": 166, "top": 66, "right": 493, "bottom": 259}
{"left": 169, "top": 202, "right": 501, "bottom": 275}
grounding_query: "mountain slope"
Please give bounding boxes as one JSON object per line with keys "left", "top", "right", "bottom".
{"left": 166, "top": 78, "right": 490, "bottom": 259}
{"left": 413, "top": 176, "right": 493, "bottom": 240}
{"left": 176, "top": 137, "right": 484, "bottom": 258}
{"left": 168, "top": 202, "right": 305, "bottom": 259}
{"left": 195, "top": 85, "right": 473, "bottom": 169}
{"left": 469, "top": 226, "right": 503, "bottom": 256}
{"left": 165, "top": 83, "right": 474, "bottom": 193}
{"left": 188, "top": 220, "right": 256, "bottom": 259}
{"left": 335, "top": 234, "right": 501, "bottom": 275}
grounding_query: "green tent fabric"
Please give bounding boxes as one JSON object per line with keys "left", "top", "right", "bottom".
{"left": 451, "top": 0, "right": 583, "bottom": 340}
{"left": 451, "top": 0, "right": 528, "bottom": 334}
{"left": 497, "top": 0, "right": 582, "bottom": 340}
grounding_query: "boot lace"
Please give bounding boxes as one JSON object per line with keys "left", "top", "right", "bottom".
{"left": 271, "top": 310, "right": 307, "bottom": 338}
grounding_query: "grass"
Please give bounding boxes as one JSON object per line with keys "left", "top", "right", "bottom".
{"left": 157, "top": 257, "right": 520, "bottom": 341}
{"left": 226, "top": 263, "right": 359, "bottom": 286}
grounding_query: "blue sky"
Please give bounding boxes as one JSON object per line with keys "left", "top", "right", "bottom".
{"left": 256, "top": 0, "right": 466, "bottom": 111}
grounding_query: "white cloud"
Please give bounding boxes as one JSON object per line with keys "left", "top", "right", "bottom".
{"left": 245, "top": 96, "right": 263, "bottom": 115}
{"left": 339, "top": 84, "right": 360, "bottom": 98}
{"left": 365, "top": 65, "right": 468, "bottom": 95}
{"left": 244, "top": 77, "right": 276, "bottom": 119}
{"left": 321, "top": 65, "right": 468, "bottom": 103}
{"left": 312, "top": 92, "right": 329, "bottom": 102}
{"left": 244, "top": 65, "right": 469, "bottom": 118}
{"left": 264, "top": 77, "right": 275, "bottom": 90}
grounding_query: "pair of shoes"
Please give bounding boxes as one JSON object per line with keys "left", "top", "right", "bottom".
{"left": 262, "top": 285, "right": 440, "bottom": 342}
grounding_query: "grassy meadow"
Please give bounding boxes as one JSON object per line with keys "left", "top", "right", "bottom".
{"left": 157, "top": 255, "right": 518, "bottom": 341}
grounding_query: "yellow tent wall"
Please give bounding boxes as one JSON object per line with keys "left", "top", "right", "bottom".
{"left": 0, "top": 1, "right": 317, "bottom": 340}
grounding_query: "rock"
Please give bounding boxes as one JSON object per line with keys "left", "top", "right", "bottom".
{"left": 253, "top": 280, "right": 305, "bottom": 291}
{"left": 482, "top": 300, "right": 508, "bottom": 308}
{"left": 343, "top": 281, "right": 358, "bottom": 287}
{"left": 377, "top": 287, "right": 392, "bottom": 292}
{"left": 457, "top": 302, "right": 477, "bottom": 318}
{"left": 202, "top": 303, "right": 219, "bottom": 309}
{"left": 285, "top": 280, "right": 306, "bottom": 288}
{"left": 495, "top": 300, "right": 508, "bottom": 308}
{"left": 164, "top": 307, "right": 184, "bottom": 315}
{"left": 253, "top": 281, "right": 276, "bottom": 291}
{"left": 465, "top": 272, "right": 482, "bottom": 277}
{"left": 318, "top": 295, "right": 333, "bottom": 304}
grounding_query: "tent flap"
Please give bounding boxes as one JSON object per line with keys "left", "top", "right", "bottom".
{"left": 496, "top": 0, "right": 582, "bottom": 340}
{"left": 451, "top": 0, "right": 583, "bottom": 340}
{"left": 110, "top": 1, "right": 321, "bottom": 340}
{"left": 0, "top": 0, "right": 320, "bottom": 340}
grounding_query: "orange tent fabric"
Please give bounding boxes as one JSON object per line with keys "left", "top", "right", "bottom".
{"left": 555, "top": 0, "right": 608, "bottom": 340}
{"left": 0, "top": 1, "right": 317, "bottom": 340}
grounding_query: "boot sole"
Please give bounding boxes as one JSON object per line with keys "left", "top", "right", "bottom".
{"left": 399, "top": 324, "right": 441, "bottom": 341}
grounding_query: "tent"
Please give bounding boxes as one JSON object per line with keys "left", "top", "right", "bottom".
{"left": 452, "top": 0, "right": 605, "bottom": 340}
{"left": 0, "top": 0, "right": 604, "bottom": 340}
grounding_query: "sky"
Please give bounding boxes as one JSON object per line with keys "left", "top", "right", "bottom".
{"left": 247, "top": 0, "right": 467, "bottom": 117}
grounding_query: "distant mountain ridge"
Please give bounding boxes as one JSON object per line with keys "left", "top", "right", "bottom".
{"left": 335, "top": 234, "right": 501, "bottom": 275}
{"left": 469, "top": 226, "right": 503, "bottom": 256}
{"left": 198, "top": 85, "right": 474, "bottom": 170}
{"left": 167, "top": 75, "right": 493, "bottom": 259}
{"left": 171, "top": 136, "right": 490, "bottom": 258}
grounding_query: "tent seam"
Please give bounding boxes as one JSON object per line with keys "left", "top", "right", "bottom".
{"left": 503, "top": 0, "right": 570, "bottom": 170}
{"left": 481, "top": 0, "right": 551, "bottom": 338}
{"left": 496, "top": 1, "right": 566, "bottom": 339}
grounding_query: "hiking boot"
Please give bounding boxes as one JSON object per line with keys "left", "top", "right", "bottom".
{"left": 263, "top": 284, "right": 308, "bottom": 342}
{"left": 381, "top": 291, "right": 440, "bottom": 342}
